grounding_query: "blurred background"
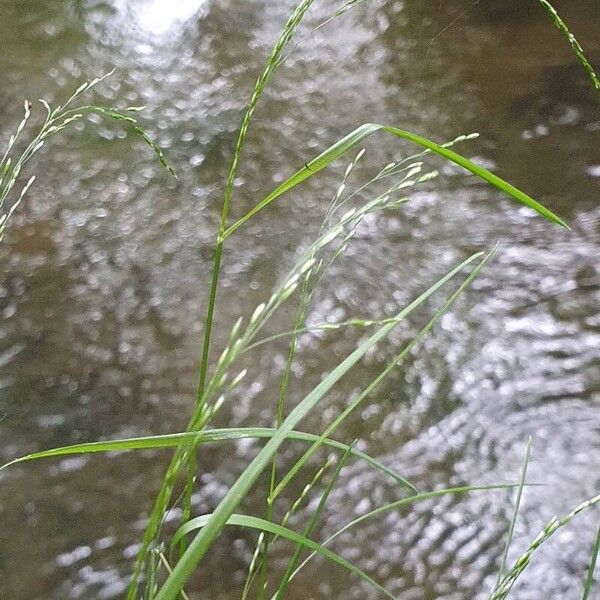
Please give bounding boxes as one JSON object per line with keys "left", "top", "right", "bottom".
{"left": 0, "top": 0, "right": 598, "bottom": 598}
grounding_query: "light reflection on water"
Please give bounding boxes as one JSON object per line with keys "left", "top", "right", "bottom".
{"left": 118, "top": 0, "right": 209, "bottom": 36}
{"left": 0, "top": 0, "right": 599, "bottom": 598}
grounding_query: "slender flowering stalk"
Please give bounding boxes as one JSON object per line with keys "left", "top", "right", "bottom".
{"left": 0, "top": 72, "right": 174, "bottom": 241}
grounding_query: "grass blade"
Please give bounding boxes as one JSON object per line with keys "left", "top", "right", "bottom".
{"left": 221, "top": 124, "right": 567, "bottom": 240}
{"left": 582, "top": 519, "right": 600, "bottom": 600}
{"left": 170, "top": 514, "right": 395, "bottom": 600}
{"left": 495, "top": 437, "right": 532, "bottom": 589}
{"left": 0, "top": 427, "right": 416, "bottom": 493}
{"left": 290, "top": 483, "right": 540, "bottom": 582}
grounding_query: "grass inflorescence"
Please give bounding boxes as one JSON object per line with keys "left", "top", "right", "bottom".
{"left": 0, "top": 70, "right": 174, "bottom": 242}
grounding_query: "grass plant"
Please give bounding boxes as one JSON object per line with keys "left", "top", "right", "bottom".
{"left": 1, "top": 0, "right": 598, "bottom": 599}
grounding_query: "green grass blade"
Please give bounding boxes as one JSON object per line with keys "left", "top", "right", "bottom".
{"left": 495, "top": 437, "right": 532, "bottom": 589}
{"left": 581, "top": 524, "right": 600, "bottom": 600}
{"left": 158, "top": 554, "right": 190, "bottom": 600}
{"left": 170, "top": 513, "right": 395, "bottom": 600}
{"left": 153, "top": 254, "right": 483, "bottom": 600}
{"left": 536, "top": 0, "right": 600, "bottom": 94}
{"left": 221, "top": 123, "right": 567, "bottom": 240}
{"left": 291, "top": 484, "right": 537, "bottom": 582}
{"left": 270, "top": 247, "right": 495, "bottom": 502}
{"left": 582, "top": 519, "right": 600, "bottom": 600}
{"left": 0, "top": 427, "right": 416, "bottom": 493}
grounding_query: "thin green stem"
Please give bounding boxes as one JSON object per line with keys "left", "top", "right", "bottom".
{"left": 496, "top": 437, "right": 532, "bottom": 588}
{"left": 582, "top": 519, "right": 600, "bottom": 600}
{"left": 195, "top": 0, "right": 316, "bottom": 403}
{"left": 274, "top": 444, "right": 354, "bottom": 599}
{"left": 257, "top": 278, "right": 312, "bottom": 599}
{"left": 196, "top": 245, "right": 224, "bottom": 399}
{"left": 536, "top": 0, "right": 600, "bottom": 94}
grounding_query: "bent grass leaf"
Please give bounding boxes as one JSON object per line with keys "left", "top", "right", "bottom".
{"left": 221, "top": 123, "right": 567, "bottom": 240}
{"left": 0, "top": 427, "right": 416, "bottom": 493}
{"left": 170, "top": 514, "right": 395, "bottom": 600}
{"left": 290, "top": 484, "right": 535, "bottom": 583}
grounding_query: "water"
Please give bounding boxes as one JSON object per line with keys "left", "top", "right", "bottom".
{"left": 0, "top": 0, "right": 598, "bottom": 598}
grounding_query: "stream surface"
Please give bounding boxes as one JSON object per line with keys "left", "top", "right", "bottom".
{"left": 0, "top": 1, "right": 599, "bottom": 599}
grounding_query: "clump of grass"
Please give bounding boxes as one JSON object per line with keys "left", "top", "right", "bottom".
{"left": 1, "top": 1, "right": 598, "bottom": 599}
